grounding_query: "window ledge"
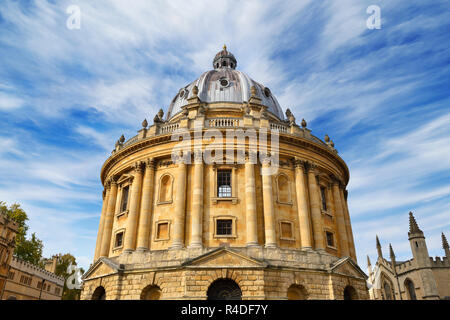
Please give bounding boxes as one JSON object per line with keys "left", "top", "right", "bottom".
{"left": 326, "top": 245, "right": 338, "bottom": 251}
{"left": 277, "top": 200, "right": 293, "bottom": 206}
{"left": 157, "top": 200, "right": 173, "bottom": 206}
{"left": 280, "top": 237, "right": 296, "bottom": 241}
{"left": 116, "top": 210, "right": 128, "bottom": 218}
{"left": 213, "top": 234, "right": 237, "bottom": 239}
{"left": 154, "top": 237, "right": 170, "bottom": 242}
{"left": 212, "top": 197, "right": 238, "bottom": 204}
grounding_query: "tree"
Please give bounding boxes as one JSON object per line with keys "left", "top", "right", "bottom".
{"left": 0, "top": 201, "right": 44, "bottom": 265}
{"left": 53, "top": 253, "right": 85, "bottom": 300}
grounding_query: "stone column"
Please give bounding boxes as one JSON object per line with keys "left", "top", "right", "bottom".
{"left": 171, "top": 159, "right": 187, "bottom": 249}
{"left": 261, "top": 158, "right": 276, "bottom": 248}
{"left": 94, "top": 186, "right": 110, "bottom": 260}
{"left": 307, "top": 162, "right": 325, "bottom": 251}
{"left": 332, "top": 178, "right": 349, "bottom": 257}
{"left": 189, "top": 150, "right": 204, "bottom": 248}
{"left": 245, "top": 152, "right": 259, "bottom": 247}
{"left": 100, "top": 177, "right": 118, "bottom": 257}
{"left": 340, "top": 187, "right": 356, "bottom": 260}
{"left": 136, "top": 158, "right": 155, "bottom": 251}
{"left": 294, "top": 158, "right": 312, "bottom": 249}
{"left": 124, "top": 162, "right": 144, "bottom": 253}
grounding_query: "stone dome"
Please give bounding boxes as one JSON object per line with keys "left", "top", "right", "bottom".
{"left": 167, "top": 47, "right": 284, "bottom": 120}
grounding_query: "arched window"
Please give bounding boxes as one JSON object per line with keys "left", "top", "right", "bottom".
{"left": 287, "top": 284, "right": 308, "bottom": 300}
{"left": 222, "top": 61, "right": 227, "bottom": 67}
{"left": 158, "top": 174, "right": 173, "bottom": 203}
{"left": 383, "top": 282, "right": 393, "bottom": 300}
{"left": 207, "top": 279, "right": 242, "bottom": 300}
{"left": 140, "top": 285, "right": 161, "bottom": 300}
{"left": 343, "top": 285, "right": 358, "bottom": 300}
{"left": 404, "top": 279, "right": 417, "bottom": 300}
{"left": 276, "top": 174, "right": 291, "bottom": 204}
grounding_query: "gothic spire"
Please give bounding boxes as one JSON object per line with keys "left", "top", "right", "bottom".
{"left": 443, "top": 232, "right": 449, "bottom": 250}
{"left": 376, "top": 235, "right": 383, "bottom": 258}
{"left": 389, "top": 243, "right": 396, "bottom": 260}
{"left": 408, "top": 211, "right": 422, "bottom": 234}
{"left": 367, "top": 255, "right": 371, "bottom": 266}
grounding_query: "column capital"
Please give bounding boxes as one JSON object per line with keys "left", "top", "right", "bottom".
{"left": 133, "top": 161, "right": 145, "bottom": 173}
{"left": 106, "top": 176, "right": 118, "bottom": 188}
{"left": 145, "top": 158, "right": 156, "bottom": 169}
{"left": 245, "top": 150, "right": 258, "bottom": 163}
{"left": 294, "top": 158, "right": 307, "bottom": 172}
{"left": 305, "top": 161, "right": 317, "bottom": 173}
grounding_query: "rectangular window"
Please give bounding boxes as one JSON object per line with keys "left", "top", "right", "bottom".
{"left": 216, "top": 219, "right": 233, "bottom": 235}
{"left": 115, "top": 232, "right": 124, "bottom": 248}
{"left": 121, "top": 186, "right": 129, "bottom": 212}
{"left": 217, "top": 170, "right": 232, "bottom": 198}
{"left": 280, "top": 222, "right": 293, "bottom": 239}
{"left": 326, "top": 231, "right": 335, "bottom": 247}
{"left": 37, "top": 281, "right": 42, "bottom": 289}
{"left": 156, "top": 222, "right": 169, "bottom": 240}
{"left": 320, "top": 187, "right": 327, "bottom": 211}
{"left": 8, "top": 271, "right": 14, "bottom": 280}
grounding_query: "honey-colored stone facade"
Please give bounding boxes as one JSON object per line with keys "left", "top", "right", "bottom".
{"left": 82, "top": 48, "right": 368, "bottom": 300}
{"left": 0, "top": 212, "right": 18, "bottom": 299}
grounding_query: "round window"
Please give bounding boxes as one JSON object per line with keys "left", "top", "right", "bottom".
{"left": 220, "top": 78, "right": 229, "bottom": 87}
{"left": 264, "top": 87, "right": 271, "bottom": 98}
{"left": 179, "top": 89, "right": 188, "bottom": 99}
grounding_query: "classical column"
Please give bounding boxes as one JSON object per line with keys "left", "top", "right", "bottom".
{"left": 136, "top": 158, "right": 155, "bottom": 251}
{"left": 124, "top": 162, "right": 144, "bottom": 253}
{"left": 171, "top": 159, "right": 187, "bottom": 249}
{"left": 331, "top": 178, "right": 349, "bottom": 257}
{"left": 294, "top": 158, "right": 312, "bottom": 249}
{"left": 306, "top": 162, "right": 325, "bottom": 251}
{"left": 261, "top": 158, "right": 276, "bottom": 248}
{"left": 189, "top": 150, "right": 204, "bottom": 248}
{"left": 245, "top": 152, "right": 259, "bottom": 247}
{"left": 100, "top": 177, "right": 118, "bottom": 257}
{"left": 94, "top": 186, "right": 110, "bottom": 260}
{"left": 340, "top": 187, "right": 356, "bottom": 260}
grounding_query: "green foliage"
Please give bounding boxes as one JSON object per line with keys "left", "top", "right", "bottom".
{"left": 1, "top": 201, "right": 43, "bottom": 265}
{"left": 53, "top": 253, "right": 85, "bottom": 300}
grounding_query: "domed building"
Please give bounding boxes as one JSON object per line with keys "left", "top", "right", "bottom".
{"left": 80, "top": 47, "right": 369, "bottom": 300}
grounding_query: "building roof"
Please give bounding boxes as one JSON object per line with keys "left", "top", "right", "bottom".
{"left": 166, "top": 47, "right": 285, "bottom": 120}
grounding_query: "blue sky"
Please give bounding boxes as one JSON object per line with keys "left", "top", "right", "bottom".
{"left": 0, "top": 0, "right": 449, "bottom": 271}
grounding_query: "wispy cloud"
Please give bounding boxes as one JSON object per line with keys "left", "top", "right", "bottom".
{"left": 0, "top": 0, "right": 449, "bottom": 270}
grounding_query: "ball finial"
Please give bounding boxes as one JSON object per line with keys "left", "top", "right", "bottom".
{"left": 223, "top": 44, "right": 227, "bottom": 51}
{"left": 142, "top": 119, "right": 148, "bottom": 128}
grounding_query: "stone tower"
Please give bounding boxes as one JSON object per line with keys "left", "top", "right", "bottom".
{"left": 407, "top": 212, "right": 439, "bottom": 299}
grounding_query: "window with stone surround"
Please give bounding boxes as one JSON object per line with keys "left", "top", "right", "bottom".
{"left": 217, "top": 170, "right": 232, "bottom": 198}
{"left": 155, "top": 221, "right": 170, "bottom": 241}
{"left": 158, "top": 174, "right": 173, "bottom": 204}
{"left": 325, "top": 231, "right": 335, "bottom": 248}
{"left": 279, "top": 221, "right": 295, "bottom": 241}
{"left": 213, "top": 216, "right": 237, "bottom": 238}
{"left": 120, "top": 185, "right": 129, "bottom": 213}
{"left": 114, "top": 230, "right": 125, "bottom": 249}
{"left": 276, "top": 173, "right": 292, "bottom": 205}
{"left": 320, "top": 186, "right": 327, "bottom": 211}
{"left": 211, "top": 166, "right": 238, "bottom": 204}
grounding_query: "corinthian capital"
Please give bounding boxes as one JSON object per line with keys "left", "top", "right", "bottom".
{"left": 133, "top": 161, "right": 144, "bottom": 173}
{"left": 146, "top": 158, "right": 155, "bottom": 169}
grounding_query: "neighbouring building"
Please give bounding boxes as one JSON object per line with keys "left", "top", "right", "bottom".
{"left": 81, "top": 47, "right": 369, "bottom": 300}
{"left": 2, "top": 256, "right": 64, "bottom": 300}
{"left": 0, "top": 212, "right": 18, "bottom": 299}
{"left": 367, "top": 212, "right": 450, "bottom": 300}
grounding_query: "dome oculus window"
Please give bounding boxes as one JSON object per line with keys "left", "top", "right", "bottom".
{"left": 220, "top": 78, "right": 229, "bottom": 87}
{"left": 179, "top": 89, "right": 188, "bottom": 99}
{"left": 264, "top": 87, "right": 271, "bottom": 98}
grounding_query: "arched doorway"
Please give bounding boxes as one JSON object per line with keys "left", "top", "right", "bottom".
{"left": 287, "top": 284, "right": 308, "bottom": 300}
{"left": 141, "top": 285, "right": 162, "bottom": 300}
{"left": 343, "top": 285, "right": 358, "bottom": 300}
{"left": 404, "top": 279, "right": 417, "bottom": 300}
{"left": 207, "top": 279, "right": 242, "bottom": 300}
{"left": 92, "top": 286, "right": 106, "bottom": 300}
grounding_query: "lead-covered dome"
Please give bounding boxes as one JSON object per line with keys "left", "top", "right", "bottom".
{"left": 167, "top": 46, "right": 284, "bottom": 120}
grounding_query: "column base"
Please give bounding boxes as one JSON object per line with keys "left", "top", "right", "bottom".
{"left": 136, "top": 247, "right": 149, "bottom": 252}
{"left": 246, "top": 242, "right": 260, "bottom": 248}
{"left": 123, "top": 249, "right": 134, "bottom": 254}
{"left": 264, "top": 243, "right": 277, "bottom": 249}
{"left": 301, "top": 246, "right": 313, "bottom": 251}
{"left": 170, "top": 243, "right": 184, "bottom": 250}
{"left": 187, "top": 244, "right": 203, "bottom": 249}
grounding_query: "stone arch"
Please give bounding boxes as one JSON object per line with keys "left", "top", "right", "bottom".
{"left": 404, "top": 278, "right": 417, "bottom": 300}
{"left": 276, "top": 173, "right": 291, "bottom": 203}
{"left": 207, "top": 278, "right": 242, "bottom": 300}
{"left": 380, "top": 272, "right": 395, "bottom": 300}
{"left": 140, "top": 285, "right": 162, "bottom": 300}
{"left": 158, "top": 173, "right": 173, "bottom": 203}
{"left": 92, "top": 286, "right": 106, "bottom": 300}
{"left": 343, "top": 285, "right": 358, "bottom": 300}
{"left": 287, "top": 284, "right": 308, "bottom": 300}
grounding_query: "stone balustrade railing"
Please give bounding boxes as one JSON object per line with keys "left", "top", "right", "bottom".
{"left": 270, "top": 123, "right": 288, "bottom": 133}
{"left": 160, "top": 123, "right": 180, "bottom": 134}
{"left": 207, "top": 118, "right": 241, "bottom": 128}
